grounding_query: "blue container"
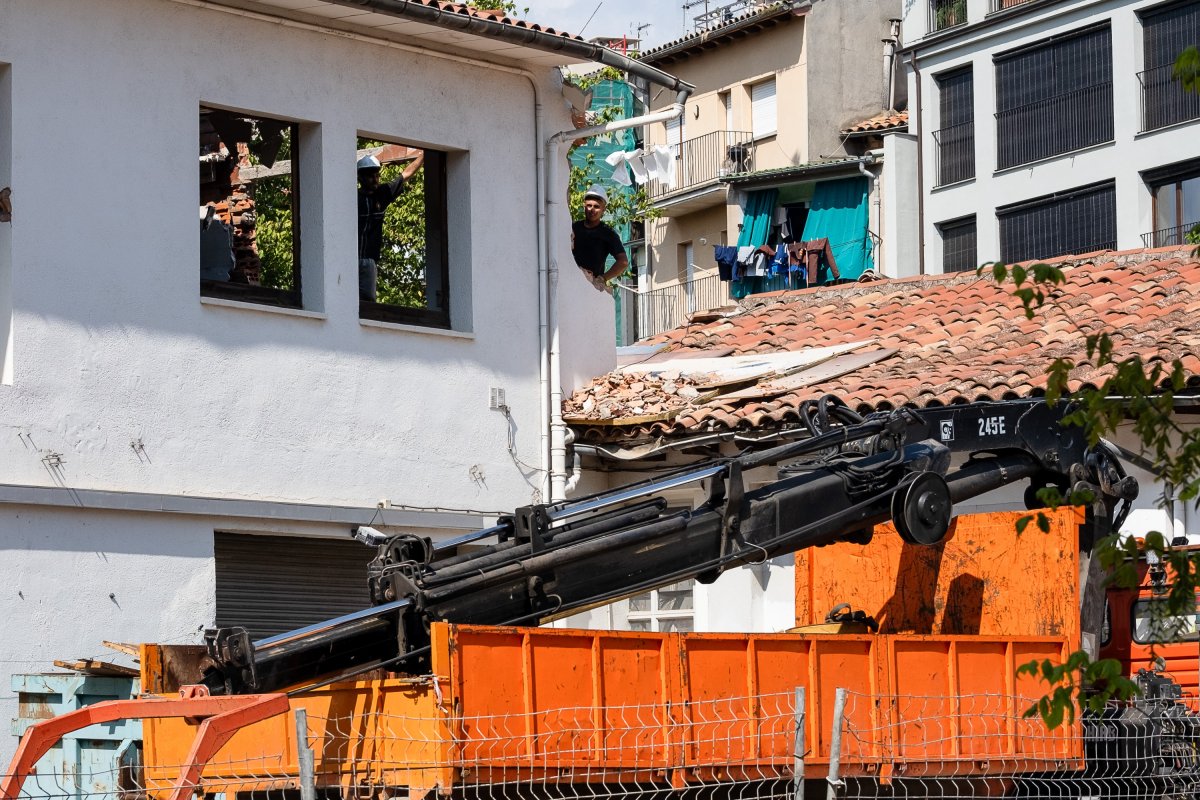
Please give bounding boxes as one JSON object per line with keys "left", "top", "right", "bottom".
{"left": 11, "top": 673, "right": 141, "bottom": 800}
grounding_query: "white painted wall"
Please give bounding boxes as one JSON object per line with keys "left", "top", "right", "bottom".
{"left": 882, "top": 134, "right": 921, "bottom": 278}
{"left": 903, "top": 0, "right": 1200, "bottom": 272}
{"left": 0, "top": 0, "right": 617, "bottom": 764}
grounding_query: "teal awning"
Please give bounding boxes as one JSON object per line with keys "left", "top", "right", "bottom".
{"left": 800, "top": 177, "right": 873, "bottom": 280}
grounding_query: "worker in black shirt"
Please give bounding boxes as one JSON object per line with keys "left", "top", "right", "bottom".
{"left": 358, "top": 150, "right": 424, "bottom": 302}
{"left": 571, "top": 185, "right": 628, "bottom": 291}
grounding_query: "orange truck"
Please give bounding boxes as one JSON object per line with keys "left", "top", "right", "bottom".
{"left": 5, "top": 399, "right": 1196, "bottom": 799}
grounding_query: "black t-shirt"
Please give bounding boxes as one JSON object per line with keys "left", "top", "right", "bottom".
{"left": 358, "top": 177, "right": 407, "bottom": 261}
{"left": 572, "top": 219, "right": 625, "bottom": 277}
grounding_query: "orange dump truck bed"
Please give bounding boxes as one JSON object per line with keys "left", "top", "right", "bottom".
{"left": 138, "top": 510, "right": 1084, "bottom": 798}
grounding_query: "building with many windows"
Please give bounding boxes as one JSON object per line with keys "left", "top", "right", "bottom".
{"left": 904, "top": 0, "right": 1200, "bottom": 273}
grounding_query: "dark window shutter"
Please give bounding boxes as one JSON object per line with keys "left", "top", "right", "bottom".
{"left": 214, "top": 532, "right": 375, "bottom": 640}
{"left": 939, "top": 216, "right": 978, "bottom": 272}
{"left": 1140, "top": 1, "right": 1200, "bottom": 130}
{"left": 995, "top": 25, "right": 1113, "bottom": 168}
{"left": 935, "top": 68, "right": 975, "bottom": 185}
{"left": 998, "top": 181, "right": 1117, "bottom": 263}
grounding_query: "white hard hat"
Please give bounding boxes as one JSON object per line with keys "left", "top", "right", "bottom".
{"left": 584, "top": 184, "right": 608, "bottom": 204}
{"left": 357, "top": 154, "right": 382, "bottom": 171}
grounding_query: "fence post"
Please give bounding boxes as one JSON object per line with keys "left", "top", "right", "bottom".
{"left": 825, "top": 688, "right": 847, "bottom": 800}
{"left": 793, "top": 686, "right": 806, "bottom": 799}
{"left": 294, "top": 707, "right": 316, "bottom": 800}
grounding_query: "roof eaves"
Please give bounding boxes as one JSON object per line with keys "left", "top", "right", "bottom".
{"left": 720, "top": 156, "right": 869, "bottom": 186}
{"left": 639, "top": 1, "right": 808, "bottom": 65}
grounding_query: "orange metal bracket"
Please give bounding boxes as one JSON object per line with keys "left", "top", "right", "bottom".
{"left": 1, "top": 692, "right": 290, "bottom": 800}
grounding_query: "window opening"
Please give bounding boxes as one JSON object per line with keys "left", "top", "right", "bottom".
{"left": 1147, "top": 161, "right": 1200, "bottom": 246}
{"left": 997, "top": 180, "right": 1116, "bottom": 263}
{"left": 938, "top": 215, "right": 977, "bottom": 272}
{"left": 751, "top": 79, "right": 777, "bottom": 139}
{"left": 200, "top": 106, "right": 301, "bottom": 308}
{"left": 1139, "top": 0, "right": 1200, "bottom": 131}
{"left": 994, "top": 24, "right": 1114, "bottom": 169}
{"left": 356, "top": 137, "right": 449, "bottom": 329}
{"left": 627, "top": 580, "right": 695, "bottom": 632}
{"left": 934, "top": 66, "right": 975, "bottom": 186}
{"left": 1130, "top": 595, "right": 1200, "bottom": 644}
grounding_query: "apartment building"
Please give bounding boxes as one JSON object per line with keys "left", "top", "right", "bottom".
{"left": 904, "top": 0, "right": 1200, "bottom": 273}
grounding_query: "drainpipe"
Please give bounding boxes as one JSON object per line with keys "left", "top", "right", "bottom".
{"left": 909, "top": 50, "right": 927, "bottom": 275}
{"left": 882, "top": 19, "right": 901, "bottom": 110}
{"left": 857, "top": 154, "right": 881, "bottom": 273}
{"left": 545, "top": 88, "right": 693, "bottom": 502}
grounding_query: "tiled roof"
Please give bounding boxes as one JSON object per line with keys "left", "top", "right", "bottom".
{"left": 721, "top": 156, "right": 867, "bottom": 185}
{"left": 841, "top": 110, "right": 909, "bottom": 135}
{"left": 567, "top": 247, "right": 1200, "bottom": 444}
{"left": 402, "top": 1, "right": 585, "bottom": 39}
{"left": 639, "top": 2, "right": 801, "bottom": 63}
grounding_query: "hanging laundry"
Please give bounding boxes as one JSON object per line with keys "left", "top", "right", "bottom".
{"left": 713, "top": 245, "right": 738, "bottom": 282}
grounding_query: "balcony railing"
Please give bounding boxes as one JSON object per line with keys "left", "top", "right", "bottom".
{"left": 1139, "top": 63, "right": 1200, "bottom": 132}
{"left": 647, "top": 130, "right": 755, "bottom": 200}
{"left": 930, "top": 0, "right": 967, "bottom": 31}
{"left": 614, "top": 273, "right": 732, "bottom": 343}
{"left": 932, "top": 121, "right": 975, "bottom": 186}
{"left": 1141, "top": 220, "right": 1200, "bottom": 248}
{"left": 989, "top": 0, "right": 1035, "bottom": 11}
{"left": 995, "top": 82, "right": 1113, "bottom": 169}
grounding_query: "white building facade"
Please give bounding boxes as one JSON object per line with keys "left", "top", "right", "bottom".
{"left": 0, "top": 0, "right": 624, "bottom": 763}
{"left": 902, "top": 0, "right": 1200, "bottom": 274}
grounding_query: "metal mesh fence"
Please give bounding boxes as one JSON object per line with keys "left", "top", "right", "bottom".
{"left": 4, "top": 687, "right": 1200, "bottom": 800}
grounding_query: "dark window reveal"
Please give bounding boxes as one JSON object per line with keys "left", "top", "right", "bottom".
{"left": 939, "top": 216, "right": 977, "bottom": 272}
{"left": 1146, "top": 160, "right": 1200, "bottom": 246}
{"left": 1139, "top": 0, "right": 1200, "bottom": 131}
{"left": 997, "top": 180, "right": 1116, "bottom": 263}
{"left": 357, "top": 137, "right": 450, "bottom": 329}
{"left": 934, "top": 67, "right": 975, "bottom": 186}
{"left": 994, "top": 25, "right": 1114, "bottom": 169}
{"left": 199, "top": 106, "right": 301, "bottom": 308}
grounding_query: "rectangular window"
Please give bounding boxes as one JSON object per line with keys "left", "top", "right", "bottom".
{"left": 994, "top": 24, "right": 1114, "bottom": 169}
{"left": 751, "top": 78, "right": 777, "bottom": 138}
{"left": 356, "top": 137, "right": 450, "bottom": 328}
{"left": 930, "top": 0, "right": 967, "bottom": 31}
{"left": 1131, "top": 595, "right": 1200, "bottom": 644}
{"left": 938, "top": 216, "right": 977, "bottom": 272}
{"left": 934, "top": 67, "right": 975, "bottom": 186}
{"left": 627, "top": 580, "right": 695, "bottom": 632}
{"left": 997, "top": 180, "right": 1116, "bottom": 263}
{"left": 721, "top": 91, "right": 733, "bottom": 131}
{"left": 200, "top": 106, "right": 302, "bottom": 308}
{"left": 1145, "top": 159, "right": 1200, "bottom": 246}
{"left": 1140, "top": 0, "right": 1200, "bottom": 131}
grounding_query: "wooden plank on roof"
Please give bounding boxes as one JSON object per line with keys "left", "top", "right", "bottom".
{"left": 53, "top": 659, "right": 139, "bottom": 678}
{"left": 712, "top": 347, "right": 899, "bottom": 401}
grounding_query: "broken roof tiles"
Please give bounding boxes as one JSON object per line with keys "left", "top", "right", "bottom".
{"left": 567, "top": 246, "right": 1200, "bottom": 444}
{"left": 841, "top": 110, "right": 909, "bottom": 135}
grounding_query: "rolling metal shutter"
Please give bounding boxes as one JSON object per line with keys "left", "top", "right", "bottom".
{"left": 751, "top": 79, "right": 777, "bottom": 138}
{"left": 997, "top": 180, "right": 1116, "bottom": 263}
{"left": 214, "top": 531, "right": 375, "bottom": 639}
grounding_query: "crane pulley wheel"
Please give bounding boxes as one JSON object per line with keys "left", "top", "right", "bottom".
{"left": 892, "top": 471, "right": 952, "bottom": 546}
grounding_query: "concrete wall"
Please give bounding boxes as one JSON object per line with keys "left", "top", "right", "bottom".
{"left": 805, "top": 0, "right": 902, "bottom": 160}
{"left": 881, "top": 134, "right": 921, "bottom": 277}
{"left": 905, "top": 0, "right": 1200, "bottom": 272}
{"left": 0, "top": 0, "right": 609, "bottom": 762}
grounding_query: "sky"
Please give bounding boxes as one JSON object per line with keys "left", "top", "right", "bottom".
{"left": 522, "top": 0, "right": 699, "bottom": 49}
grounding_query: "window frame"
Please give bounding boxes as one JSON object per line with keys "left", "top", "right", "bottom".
{"left": 937, "top": 215, "right": 978, "bottom": 273}
{"left": 996, "top": 179, "right": 1117, "bottom": 263}
{"left": 199, "top": 106, "right": 303, "bottom": 309}
{"left": 357, "top": 147, "right": 452, "bottom": 330}
{"left": 934, "top": 66, "right": 976, "bottom": 186}
{"left": 1145, "top": 159, "right": 1200, "bottom": 246}
{"left": 627, "top": 580, "right": 695, "bottom": 633}
{"left": 750, "top": 78, "right": 778, "bottom": 140}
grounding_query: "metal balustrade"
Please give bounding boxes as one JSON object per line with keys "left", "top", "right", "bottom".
{"left": 1139, "top": 63, "right": 1200, "bottom": 132}
{"left": 930, "top": 0, "right": 967, "bottom": 31}
{"left": 989, "top": 0, "right": 1036, "bottom": 11}
{"left": 614, "top": 272, "right": 732, "bottom": 343}
{"left": 1141, "top": 220, "right": 1200, "bottom": 248}
{"left": 647, "top": 130, "right": 754, "bottom": 200}
{"left": 933, "top": 121, "right": 975, "bottom": 186}
{"left": 995, "top": 82, "right": 1113, "bottom": 169}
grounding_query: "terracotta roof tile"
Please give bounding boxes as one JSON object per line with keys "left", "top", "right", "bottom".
{"left": 381, "top": 1, "right": 584, "bottom": 40}
{"left": 567, "top": 247, "right": 1200, "bottom": 443}
{"left": 840, "top": 110, "right": 909, "bottom": 134}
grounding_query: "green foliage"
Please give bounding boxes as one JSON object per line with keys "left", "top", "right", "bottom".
{"left": 375, "top": 165, "right": 428, "bottom": 308}
{"left": 577, "top": 67, "right": 625, "bottom": 90}
{"left": 252, "top": 129, "right": 295, "bottom": 291}
{"left": 1018, "top": 652, "right": 1139, "bottom": 727}
{"left": 1174, "top": 45, "right": 1200, "bottom": 96}
{"left": 466, "top": 0, "right": 527, "bottom": 16}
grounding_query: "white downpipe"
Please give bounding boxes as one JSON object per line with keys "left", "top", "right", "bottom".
{"left": 545, "top": 100, "right": 688, "bottom": 502}
{"left": 168, "top": 0, "right": 553, "bottom": 503}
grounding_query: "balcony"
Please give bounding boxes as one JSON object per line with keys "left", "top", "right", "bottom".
{"left": 995, "top": 82, "right": 1113, "bottom": 170}
{"left": 647, "top": 130, "right": 755, "bottom": 202}
{"left": 933, "top": 121, "right": 975, "bottom": 186}
{"left": 1141, "top": 220, "right": 1200, "bottom": 248}
{"left": 989, "top": 0, "right": 1036, "bottom": 11}
{"left": 930, "top": 0, "right": 967, "bottom": 32}
{"left": 614, "top": 273, "right": 733, "bottom": 344}
{"left": 1139, "top": 63, "right": 1200, "bottom": 132}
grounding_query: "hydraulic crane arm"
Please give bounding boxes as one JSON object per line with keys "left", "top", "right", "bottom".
{"left": 200, "top": 398, "right": 1138, "bottom": 696}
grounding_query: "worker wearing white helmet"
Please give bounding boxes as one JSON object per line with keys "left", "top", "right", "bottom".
{"left": 571, "top": 184, "right": 628, "bottom": 291}
{"left": 357, "top": 148, "right": 425, "bottom": 302}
